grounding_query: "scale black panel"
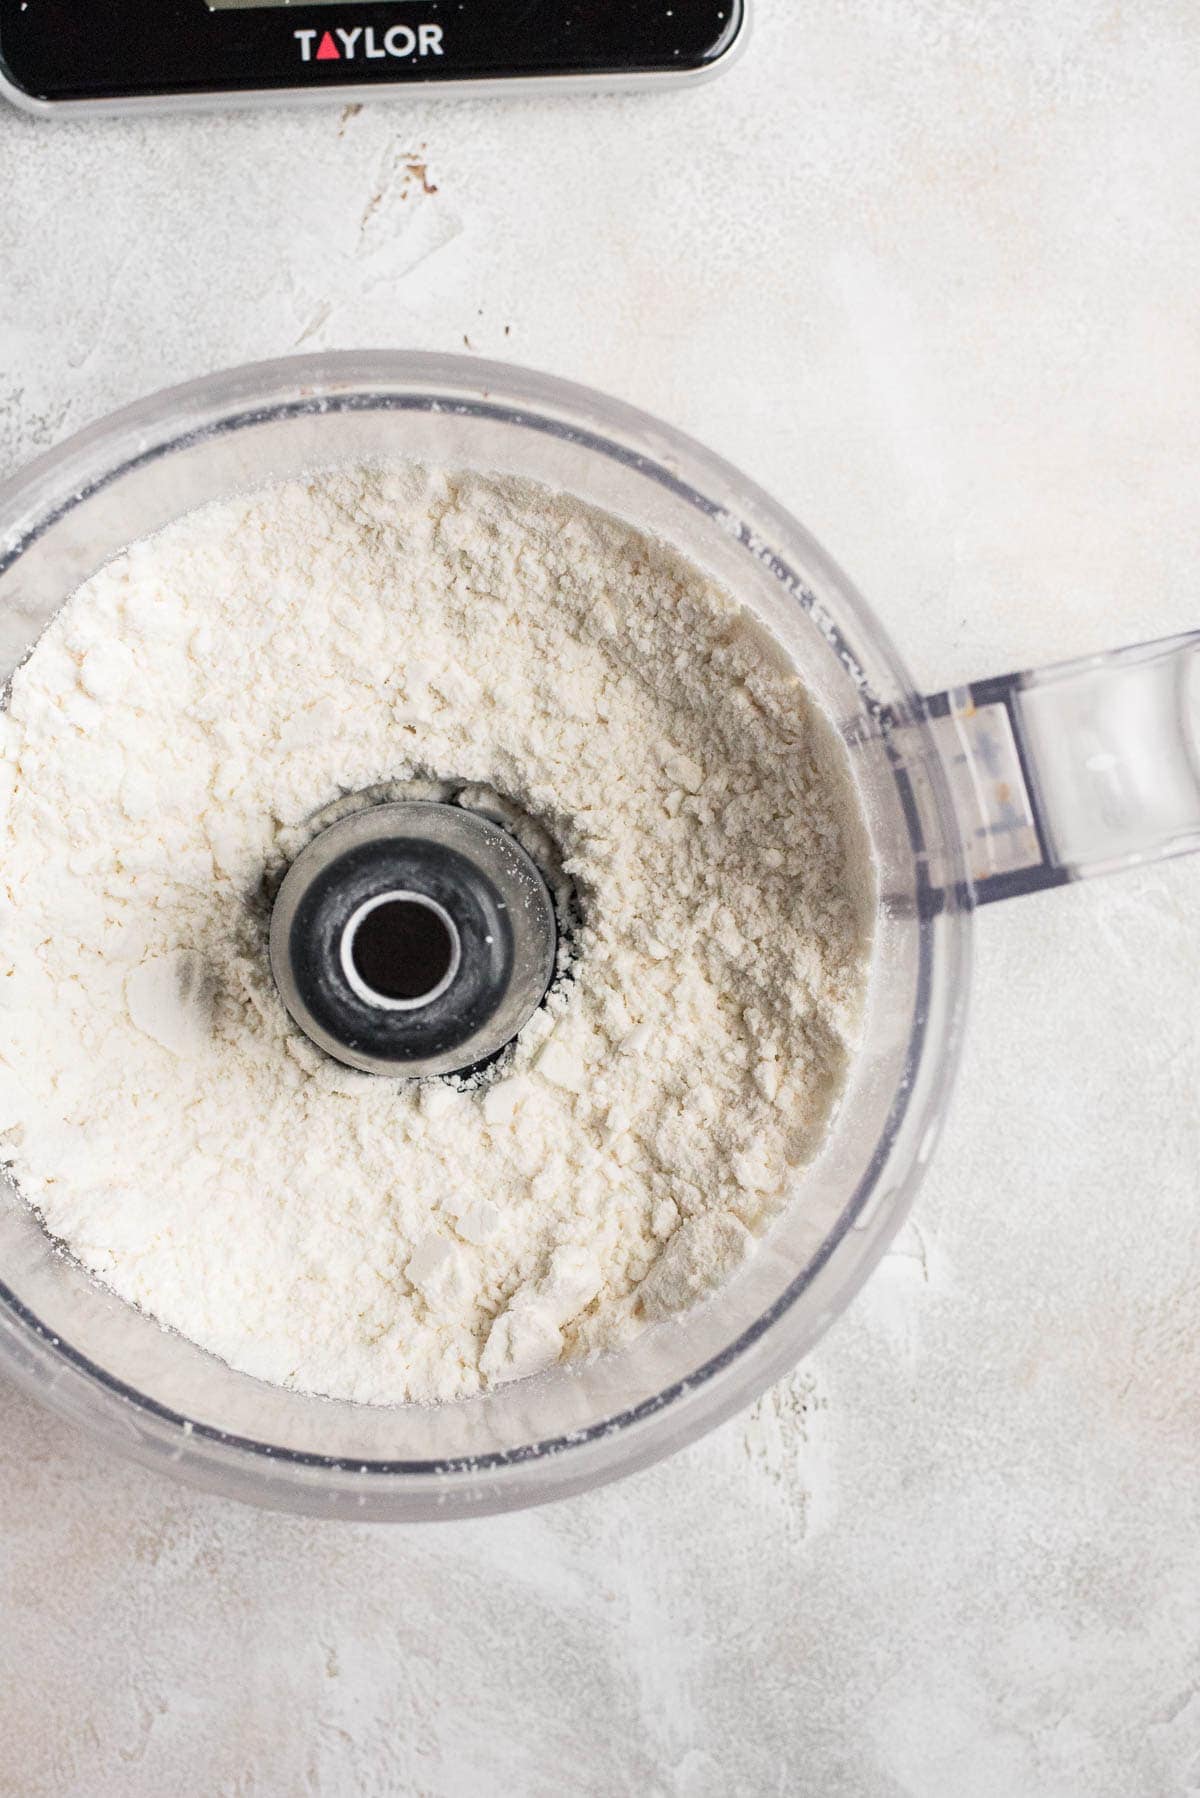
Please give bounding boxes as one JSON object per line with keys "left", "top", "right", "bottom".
{"left": 0, "top": 0, "right": 746, "bottom": 109}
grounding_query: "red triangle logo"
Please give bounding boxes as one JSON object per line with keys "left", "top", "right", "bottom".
{"left": 315, "top": 31, "right": 340, "bottom": 60}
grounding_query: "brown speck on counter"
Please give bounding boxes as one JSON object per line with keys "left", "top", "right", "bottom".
{"left": 405, "top": 160, "right": 438, "bottom": 196}
{"left": 338, "top": 103, "right": 362, "bottom": 137}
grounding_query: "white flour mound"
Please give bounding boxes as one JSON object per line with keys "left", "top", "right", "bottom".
{"left": 0, "top": 468, "right": 874, "bottom": 1404}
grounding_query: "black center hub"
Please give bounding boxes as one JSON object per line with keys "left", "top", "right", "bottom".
{"left": 270, "top": 801, "right": 558, "bottom": 1079}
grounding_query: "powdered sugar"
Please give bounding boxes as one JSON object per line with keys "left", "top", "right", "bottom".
{"left": 0, "top": 466, "right": 873, "bottom": 1404}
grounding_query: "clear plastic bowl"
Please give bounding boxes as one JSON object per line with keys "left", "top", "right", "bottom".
{"left": 0, "top": 353, "right": 971, "bottom": 1518}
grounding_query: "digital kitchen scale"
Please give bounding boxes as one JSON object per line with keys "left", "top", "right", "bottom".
{"left": 0, "top": 0, "right": 746, "bottom": 114}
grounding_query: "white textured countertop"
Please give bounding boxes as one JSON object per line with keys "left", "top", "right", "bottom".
{"left": 2, "top": 4, "right": 1199, "bottom": 1793}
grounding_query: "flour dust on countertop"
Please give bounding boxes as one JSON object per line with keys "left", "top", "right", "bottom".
{"left": 0, "top": 467, "right": 874, "bottom": 1404}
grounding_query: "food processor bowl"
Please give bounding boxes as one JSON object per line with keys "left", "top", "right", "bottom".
{"left": 0, "top": 354, "right": 1194, "bottom": 1519}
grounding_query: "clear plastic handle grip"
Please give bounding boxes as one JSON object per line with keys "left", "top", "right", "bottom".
{"left": 918, "top": 630, "right": 1200, "bottom": 906}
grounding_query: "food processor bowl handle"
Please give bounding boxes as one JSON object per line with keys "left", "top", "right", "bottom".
{"left": 911, "top": 629, "right": 1200, "bottom": 907}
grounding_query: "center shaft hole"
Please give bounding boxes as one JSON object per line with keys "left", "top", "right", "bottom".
{"left": 344, "top": 894, "right": 460, "bottom": 1009}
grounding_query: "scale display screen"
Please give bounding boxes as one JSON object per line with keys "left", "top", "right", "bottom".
{"left": 204, "top": 0, "right": 409, "bottom": 6}
{"left": 0, "top": 0, "right": 744, "bottom": 109}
